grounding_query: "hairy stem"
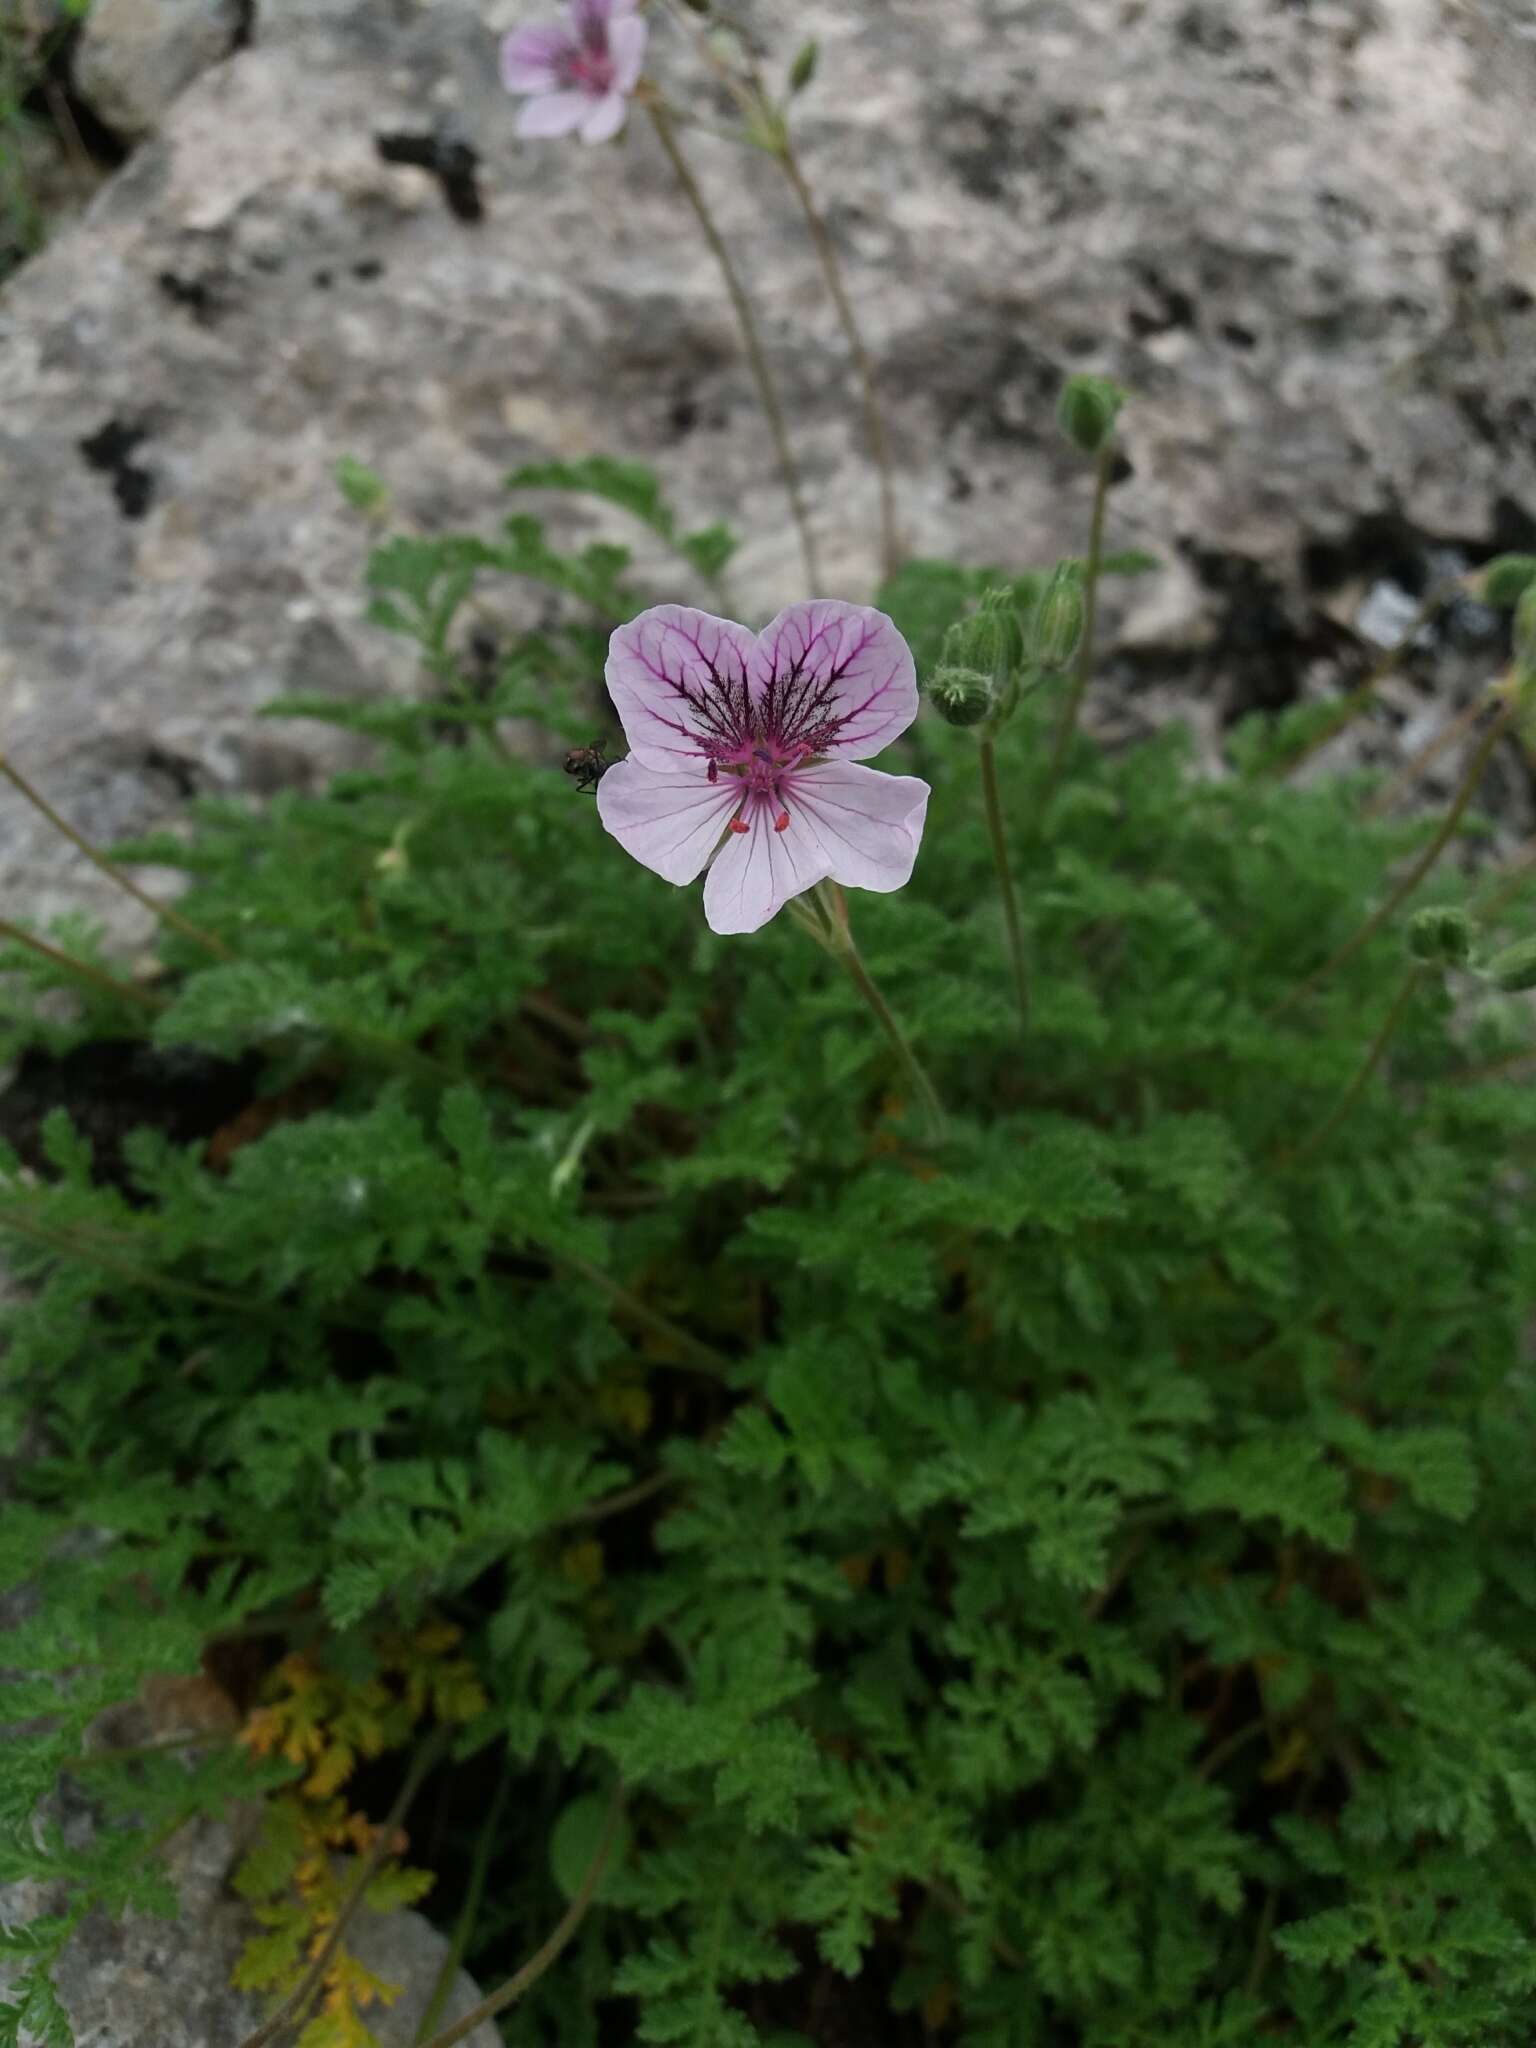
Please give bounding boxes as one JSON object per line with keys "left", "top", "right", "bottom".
{"left": 1271, "top": 699, "right": 1515, "bottom": 1018}
{"left": 1041, "top": 443, "right": 1114, "bottom": 814}
{"left": 774, "top": 134, "right": 899, "bottom": 580}
{"left": 1361, "top": 683, "right": 1489, "bottom": 820}
{"left": 414, "top": 1781, "right": 626, "bottom": 2048}
{"left": 1278, "top": 577, "right": 1465, "bottom": 784}
{"left": 0, "top": 916, "right": 162, "bottom": 1012}
{"left": 648, "top": 102, "right": 822, "bottom": 595}
{"left": 1289, "top": 967, "right": 1425, "bottom": 1164}
{"left": 238, "top": 1729, "right": 451, "bottom": 2048}
{"left": 810, "top": 883, "right": 946, "bottom": 1140}
{"left": 979, "top": 734, "right": 1029, "bottom": 1027}
{"left": 414, "top": 1766, "right": 514, "bottom": 2046}
{"left": 554, "top": 1248, "right": 734, "bottom": 1377}
{"left": 0, "top": 754, "right": 233, "bottom": 960}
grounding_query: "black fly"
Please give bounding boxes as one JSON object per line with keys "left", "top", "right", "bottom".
{"left": 562, "top": 742, "right": 611, "bottom": 794}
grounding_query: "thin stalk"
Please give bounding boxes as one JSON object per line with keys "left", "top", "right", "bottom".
{"left": 1362, "top": 685, "right": 1490, "bottom": 820}
{"left": 414, "top": 1766, "right": 513, "bottom": 2046}
{"left": 979, "top": 734, "right": 1029, "bottom": 1027}
{"left": 414, "top": 1781, "right": 626, "bottom": 2048}
{"left": 648, "top": 101, "right": 822, "bottom": 595}
{"left": 1444, "top": 1041, "right": 1536, "bottom": 1087}
{"left": 0, "top": 916, "right": 162, "bottom": 1012}
{"left": 237, "top": 1729, "right": 451, "bottom": 2048}
{"left": 0, "top": 1206, "right": 279, "bottom": 1316}
{"left": 0, "top": 754, "right": 233, "bottom": 959}
{"left": 1278, "top": 577, "right": 1464, "bottom": 783}
{"left": 1271, "top": 699, "right": 1515, "bottom": 1018}
{"left": 1473, "top": 829, "right": 1536, "bottom": 924}
{"left": 553, "top": 1248, "right": 733, "bottom": 1378}
{"left": 1041, "top": 444, "right": 1114, "bottom": 814}
{"left": 809, "top": 882, "right": 946, "bottom": 1140}
{"left": 1288, "top": 967, "right": 1425, "bottom": 1164}
{"left": 774, "top": 134, "right": 899, "bottom": 580}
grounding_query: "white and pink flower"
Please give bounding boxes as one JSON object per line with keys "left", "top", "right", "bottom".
{"left": 500, "top": 0, "right": 648, "bottom": 145}
{"left": 596, "top": 601, "right": 930, "bottom": 936}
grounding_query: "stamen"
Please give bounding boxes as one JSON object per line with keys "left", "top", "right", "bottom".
{"left": 774, "top": 810, "right": 790, "bottom": 833}
{"left": 728, "top": 817, "right": 750, "bottom": 834}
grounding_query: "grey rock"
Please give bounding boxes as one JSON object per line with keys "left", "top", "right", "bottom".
{"left": 73, "top": 0, "right": 246, "bottom": 141}
{"left": 1, "top": 0, "right": 1534, "bottom": 935}
{"left": 0, "top": 1755, "right": 501, "bottom": 2048}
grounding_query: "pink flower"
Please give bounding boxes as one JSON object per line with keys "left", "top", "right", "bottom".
{"left": 500, "top": 0, "right": 647, "bottom": 145}
{"left": 596, "top": 601, "right": 930, "bottom": 936}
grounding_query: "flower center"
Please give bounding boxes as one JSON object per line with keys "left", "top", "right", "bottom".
{"left": 561, "top": 43, "right": 614, "bottom": 92}
{"left": 708, "top": 738, "right": 806, "bottom": 835}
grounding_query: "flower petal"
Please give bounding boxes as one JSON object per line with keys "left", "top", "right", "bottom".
{"left": 579, "top": 88, "right": 629, "bottom": 142}
{"left": 500, "top": 22, "right": 573, "bottom": 93}
{"left": 515, "top": 90, "right": 590, "bottom": 137}
{"left": 596, "top": 756, "right": 740, "bottom": 885}
{"left": 605, "top": 605, "right": 760, "bottom": 770}
{"left": 607, "top": 13, "right": 648, "bottom": 93}
{"left": 785, "top": 762, "right": 930, "bottom": 895}
{"left": 702, "top": 803, "right": 833, "bottom": 936}
{"left": 750, "top": 601, "right": 919, "bottom": 760}
{"left": 569, "top": 0, "right": 614, "bottom": 34}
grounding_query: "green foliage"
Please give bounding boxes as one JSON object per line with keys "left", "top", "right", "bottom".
{"left": 2, "top": 527, "right": 1535, "bottom": 2048}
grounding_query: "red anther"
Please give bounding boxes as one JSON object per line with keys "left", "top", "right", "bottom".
{"left": 774, "top": 810, "right": 790, "bottom": 833}
{"left": 728, "top": 817, "right": 750, "bottom": 834}
{"left": 707, "top": 760, "right": 719, "bottom": 783}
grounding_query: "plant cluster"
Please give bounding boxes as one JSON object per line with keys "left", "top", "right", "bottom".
{"left": 2, "top": 449, "right": 1536, "bottom": 2045}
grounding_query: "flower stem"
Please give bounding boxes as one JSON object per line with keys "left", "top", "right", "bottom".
{"left": 1041, "top": 442, "right": 1114, "bottom": 816}
{"left": 0, "top": 754, "right": 233, "bottom": 960}
{"left": 773, "top": 133, "right": 900, "bottom": 581}
{"left": 979, "top": 734, "right": 1029, "bottom": 1027}
{"left": 1362, "top": 684, "right": 1492, "bottom": 820}
{"left": 553, "top": 1247, "right": 733, "bottom": 1377}
{"left": 1271, "top": 699, "right": 1515, "bottom": 1018}
{"left": 413, "top": 1781, "right": 626, "bottom": 2048}
{"left": 648, "top": 101, "right": 822, "bottom": 595}
{"left": 1287, "top": 965, "right": 1424, "bottom": 1164}
{"left": 809, "top": 883, "right": 945, "bottom": 1140}
{"left": 0, "top": 916, "right": 162, "bottom": 1012}
{"left": 1279, "top": 577, "right": 1466, "bottom": 785}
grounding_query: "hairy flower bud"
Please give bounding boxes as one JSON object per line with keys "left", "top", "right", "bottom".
{"left": 1480, "top": 554, "right": 1536, "bottom": 609}
{"left": 1056, "top": 374, "right": 1125, "bottom": 455}
{"left": 1029, "top": 563, "right": 1086, "bottom": 671}
{"left": 928, "top": 665, "right": 995, "bottom": 727}
{"left": 1406, "top": 906, "right": 1473, "bottom": 969}
{"left": 788, "top": 39, "right": 818, "bottom": 92}
{"left": 1484, "top": 935, "right": 1536, "bottom": 993}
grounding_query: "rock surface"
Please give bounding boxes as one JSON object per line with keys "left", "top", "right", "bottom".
{"left": 73, "top": 0, "right": 247, "bottom": 141}
{"left": 0, "top": 1771, "right": 502, "bottom": 2048}
{"left": 3, "top": 0, "right": 1535, "bottom": 940}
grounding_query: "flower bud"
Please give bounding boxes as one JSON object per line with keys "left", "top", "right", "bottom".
{"left": 1406, "top": 906, "right": 1473, "bottom": 969}
{"left": 928, "top": 664, "right": 994, "bottom": 728}
{"left": 1479, "top": 555, "right": 1536, "bottom": 609}
{"left": 1056, "top": 374, "right": 1125, "bottom": 455}
{"left": 787, "top": 39, "right": 818, "bottom": 93}
{"left": 1484, "top": 935, "right": 1536, "bottom": 993}
{"left": 1029, "top": 563, "right": 1085, "bottom": 670}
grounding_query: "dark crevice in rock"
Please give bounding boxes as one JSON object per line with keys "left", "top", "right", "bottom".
{"left": 374, "top": 131, "right": 484, "bottom": 223}
{"left": 24, "top": 22, "right": 133, "bottom": 171}
{"left": 1184, "top": 542, "right": 1320, "bottom": 720}
{"left": 77, "top": 418, "right": 155, "bottom": 519}
{"left": 157, "top": 269, "right": 226, "bottom": 325}
{"left": 140, "top": 745, "right": 203, "bottom": 801}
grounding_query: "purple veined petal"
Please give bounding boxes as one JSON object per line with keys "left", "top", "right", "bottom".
{"left": 500, "top": 21, "right": 575, "bottom": 93}
{"left": 569, "top": 0, "right": 614, "bottom": 43}
{"left": 784, "top": 762, "right": 931, "bottom": 895}
{"left": 750, "top": 601, "right": 919, "bottom": 761}
{"left": 605, "top": 605, "right": 760, "bottom": 770}
{"left": 702, "top": 802, "right": 834, "bottom": 937}
{"left": 595, "top": 756, "right": 740, "bottom": 885}
{"left": 579, "top": 88, "right": 629, "bottom": 142}
{"left": 515, "top": 89, "right": 591, "bottom": 138}
{"left": 607, "top": 12, "right": 648, "bottom": 93}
